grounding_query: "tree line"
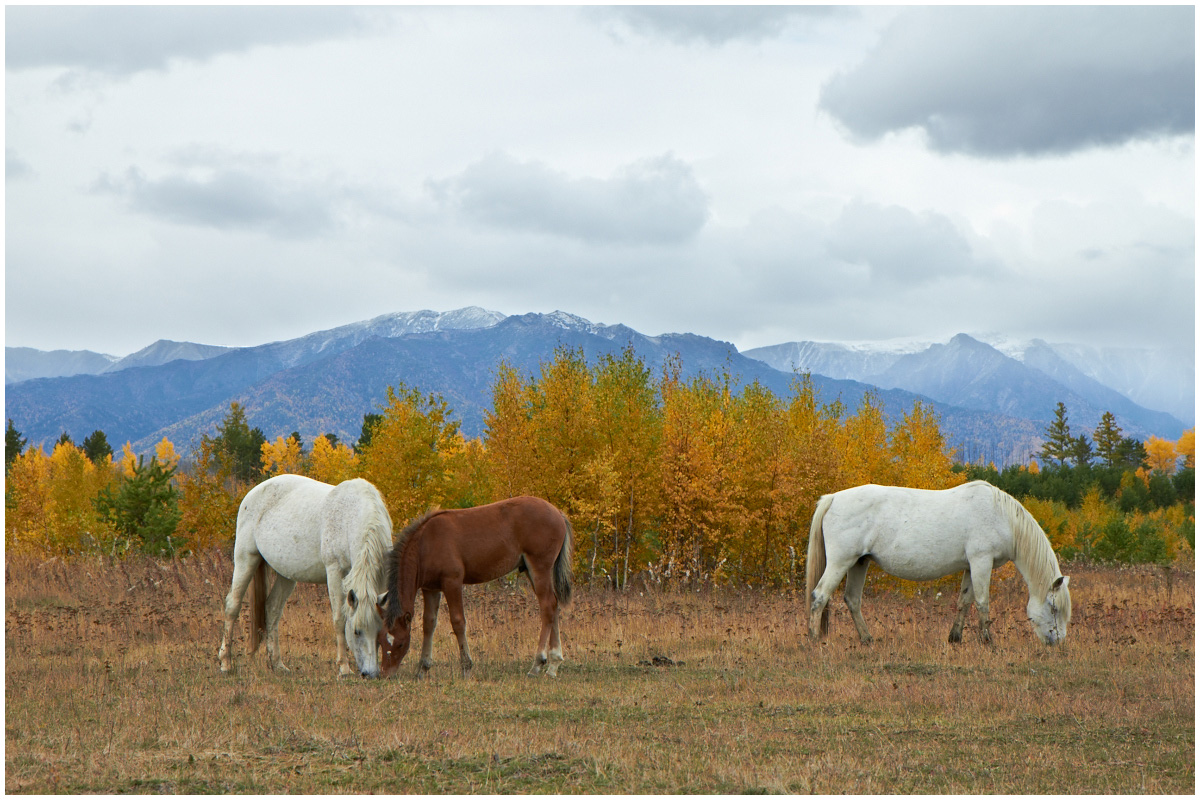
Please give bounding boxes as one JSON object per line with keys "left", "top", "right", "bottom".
{"left": 5, "top": 346, "right": 1194, "bottom": 583}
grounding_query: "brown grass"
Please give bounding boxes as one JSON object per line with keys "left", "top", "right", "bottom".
{"left": 5, "top": 552, "right": 1194, "bottom": 793}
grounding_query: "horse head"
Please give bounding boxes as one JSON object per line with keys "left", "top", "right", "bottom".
{"left": 1027, "top": 575, "right": 1072, "bottom": 645}
{"left": 345, "top": 589, "right": 386, "bottom": 678}
{"left": 377, "top": 606, "right": 413, "bottom": 678}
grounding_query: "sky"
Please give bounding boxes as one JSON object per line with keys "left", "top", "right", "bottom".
{"left": 5, "top": 5, "right": 1196, "bottom": 363}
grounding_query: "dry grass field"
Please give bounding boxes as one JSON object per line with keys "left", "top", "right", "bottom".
{"left": 5, "top": 551, "right": 1194, "bottom": 794}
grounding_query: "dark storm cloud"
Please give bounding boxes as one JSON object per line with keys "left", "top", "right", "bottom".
{"left": 6, "top": 6, "right": 373, "bottom": 75}
{"left": 93, "top": 167, "right": 337, "bottom": 239}
{"left": 826, "top": 201, "right": 980, "bottom": 284}
{"left": 432, "top": 152, "right": 710, "bottom": 245}
{"left": 596, "top": 5, "right": 842, "bottom": 45}
{"left": 819, "top": 6, "right": 1195, "bottom": 157}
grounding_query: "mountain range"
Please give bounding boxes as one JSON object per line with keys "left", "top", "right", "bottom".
{"left": 5, "top": 308, "right": 1190, "bottom": 467}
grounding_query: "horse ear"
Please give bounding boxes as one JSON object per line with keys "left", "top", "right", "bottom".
{"left": 347, "top": 589, "right": 358, "bottom": 610}
{"left": 377, "top": 591, "right": 388, "bottom": 607}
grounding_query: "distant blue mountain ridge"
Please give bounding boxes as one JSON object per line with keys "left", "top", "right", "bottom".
{"left": 5, "top": 309, "right": 1188, "bottom": 468}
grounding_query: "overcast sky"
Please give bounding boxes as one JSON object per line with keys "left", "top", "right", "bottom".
{"left": 6, "top": 5, "right": 1195, "bottom": 362}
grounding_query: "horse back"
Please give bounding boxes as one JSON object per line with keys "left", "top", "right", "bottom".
{"left": 825, "top": 483, "right": 1013, "bottom": 580}
{"left": 418, "top": 496, "right": 567, "bottom": 586}
{"left": 236, "top": 474, "right": 334, "bottom": 584}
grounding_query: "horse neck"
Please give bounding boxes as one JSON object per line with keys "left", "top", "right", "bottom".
{"left": 1004, "top": 496, "right": 1061, "bottom": 601}
{"left": 391, "top": 526, "right": 427, "bottom": 614}
{"left": 345, "top": 507, "right": 390, "bottom": 598}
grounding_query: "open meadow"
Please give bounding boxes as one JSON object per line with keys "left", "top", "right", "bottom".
{"left": 5, "top": 552, "right": 1194, "bottom": 794}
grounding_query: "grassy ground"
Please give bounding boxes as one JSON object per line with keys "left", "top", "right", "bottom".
{"left": 5, "top": 551, "right": 1194, "bottom": 793}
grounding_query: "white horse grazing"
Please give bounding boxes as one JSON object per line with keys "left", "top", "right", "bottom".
{"left": 806, "top": 481, "right": 1071, "bottom": 645}
{"left": 218, "top": 475, "right": 393, "bottom": 677}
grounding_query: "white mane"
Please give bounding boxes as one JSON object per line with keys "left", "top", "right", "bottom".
{"left": 343, "top": 492, "right": 393, "bottom": 627}
{"left": 987, "top": 483, "right": 1064, "bottom": 601}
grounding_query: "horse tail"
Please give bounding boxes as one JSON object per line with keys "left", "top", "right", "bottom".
{"left": 248, "top": 559, "right": 267, "bottom": 654}
{"left": 553, "top": 513, "right": 574, "bottom": 607}
{"left": 806, "top": 493, "right": 834, "bottom": 637}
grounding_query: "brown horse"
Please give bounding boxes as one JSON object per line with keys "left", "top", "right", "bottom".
{"left": 378, "top": 496, "right": 573, "bottom": 678}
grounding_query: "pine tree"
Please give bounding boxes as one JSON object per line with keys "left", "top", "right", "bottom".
{"left": 1039, "top": 402, "right": 1073, "bottom": 467}
{"left": 82, "top": 429, "right": 113, "bottom": 465}
{"left": 1069, "top": 434, "right": 1094, "bottom": 468}
{"left": 1093, "top": 412, "right": 1123, "bottom": 467}
{"left": 96, "top": 455, "right": 182, "bottom": 556}
{"left": 208, "top": 402, "right": 266, "bottom": 484}
{"left": 6, "top": 419, "right": 27, "bottom": 473}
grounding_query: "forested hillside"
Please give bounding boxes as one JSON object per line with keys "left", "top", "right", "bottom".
{"left": 7, "top": 346, "right": 1193, "bottom": 584}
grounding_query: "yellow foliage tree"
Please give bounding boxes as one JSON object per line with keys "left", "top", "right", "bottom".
{"left": 308, "top": 434, "right": 360, "bottom": 485}
{"left": 890, "top": 401, "right": 964, "bottom": 490}
{"left": 175, "top": 436, "right": 242, "bottom": 551}
{"left": 483, "top": 361, "right": 540, "bottom": 499}
{"left": 154, "top": 437, "right": 181, "bottom": 470}
{"left": 261, "top": 434, "right": 304, "bottom": 477}
{"left": 5, "top": 442, "right": 117, "bottom": 555}
{"left": 119, "top": 441, "right": 138, "bottom": 478}
{"left": 1145, "top": 435, "right": 1179, "bottom": 475}
{"left": 1176, "top": 428, "right": 1195, "bottom": 470}
{"left": 359, "top": 384, "right": 465, "bottom": 525}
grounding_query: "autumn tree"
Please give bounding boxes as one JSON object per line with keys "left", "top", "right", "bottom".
{"left": 1176, "top": 428, "right": 1195, "bottom": 470}
{"left": 261, "top": 434, "right": 304, "bottom": 476}
{"left": 1145, "top": 436, "right": 1179, "bottom": 475}
{"left": 890, "top": 400, "right": 963, "bottom": 490}
{"left": 309, "top": 433, "right": 360, "bottom": 485}
{"left": 588, "top": 345, "right": 662, "bottom": 587}
{"left": 840, "top": 391, "right": 893, "bottom": 486}
{"left": 358, "top": 384, "right": 466, "bottom": 525}
{"left": 483, "top": 361, "right": 541, "bottom": 500}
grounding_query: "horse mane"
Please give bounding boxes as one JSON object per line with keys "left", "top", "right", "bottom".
{"left": 343, "top": 491, "right": 394, "bottom": 628}
{"left": 383, "top": 508, "right": 445, "bottom": 626}
{"left": 988, "top": 483, "right": 1067, "bottom": 610}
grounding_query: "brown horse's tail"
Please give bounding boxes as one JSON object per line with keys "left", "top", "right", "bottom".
{"left": 553, "top": 514, "right": 574, "bottom": 607}
{"left": 248, "top": 559, "right": 267, "bottom": 654}
{"left": 806, "top": 494, "right": 834, "bottom": 637}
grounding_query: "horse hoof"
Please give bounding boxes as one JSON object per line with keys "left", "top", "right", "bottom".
{"left": 273, "top": 663, "right": 292, "bottom": 674}
{"left": 948, "top": 632, "right": 962, "bottom": 644}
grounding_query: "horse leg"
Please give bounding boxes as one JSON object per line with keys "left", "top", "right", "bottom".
{"left": 809, "top": 560, "right": 851, "bottom": 639}
{"left": 948, "top": 571, "right": 974, "bottom": 644}
{"left": 417, "top": 589, "right": 441, "bottom": 677}
{"left": 525, "top": 563, "right": 560, "bottom": 675}
{"left": 325, "top": 570, "right": 354, "bottom": 677}
{"left": 545, "top": 611, "right": 564, "bottom": 677}
{"left": 968, "top": 558, "right": 995, "bottom": 644}
{"left": 842, "top": 557, "right": 873, "bottom": 644}
{"left": 265, "top": 574, "right": 297, "bottom": 672}
{"left": 218, "top": 552, "right": 259, "bottom": 672}
{"left": 444, "top": 584, "right": 474, "bottom": 678}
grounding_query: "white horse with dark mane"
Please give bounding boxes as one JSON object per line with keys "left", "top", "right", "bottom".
{"left": 218, "top": 475, "right": 393, "bottom": 677}
{"left": 806, "top": 481, "right": 1071, "bottom": 645}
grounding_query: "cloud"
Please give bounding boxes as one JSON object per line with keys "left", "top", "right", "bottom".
{"left": 92, "top": 166, "right": 339, "bottom": 239}
{"left": 431, "top": 152, "right": 709, "bottom": 245}
{"left": 819, "top": 6, "right": 1195, "bottom": 157}
{"left": 6, "top": 6, "right": 376, "bottom": 76}
{"left": 6, "top": 148, "right": 34, "bottom": 181}
{"left": 594, "top": 6, "right": 841, "bottom": 46}
{"left": 827, "top": 202, "right": 982, "bottom": 284}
